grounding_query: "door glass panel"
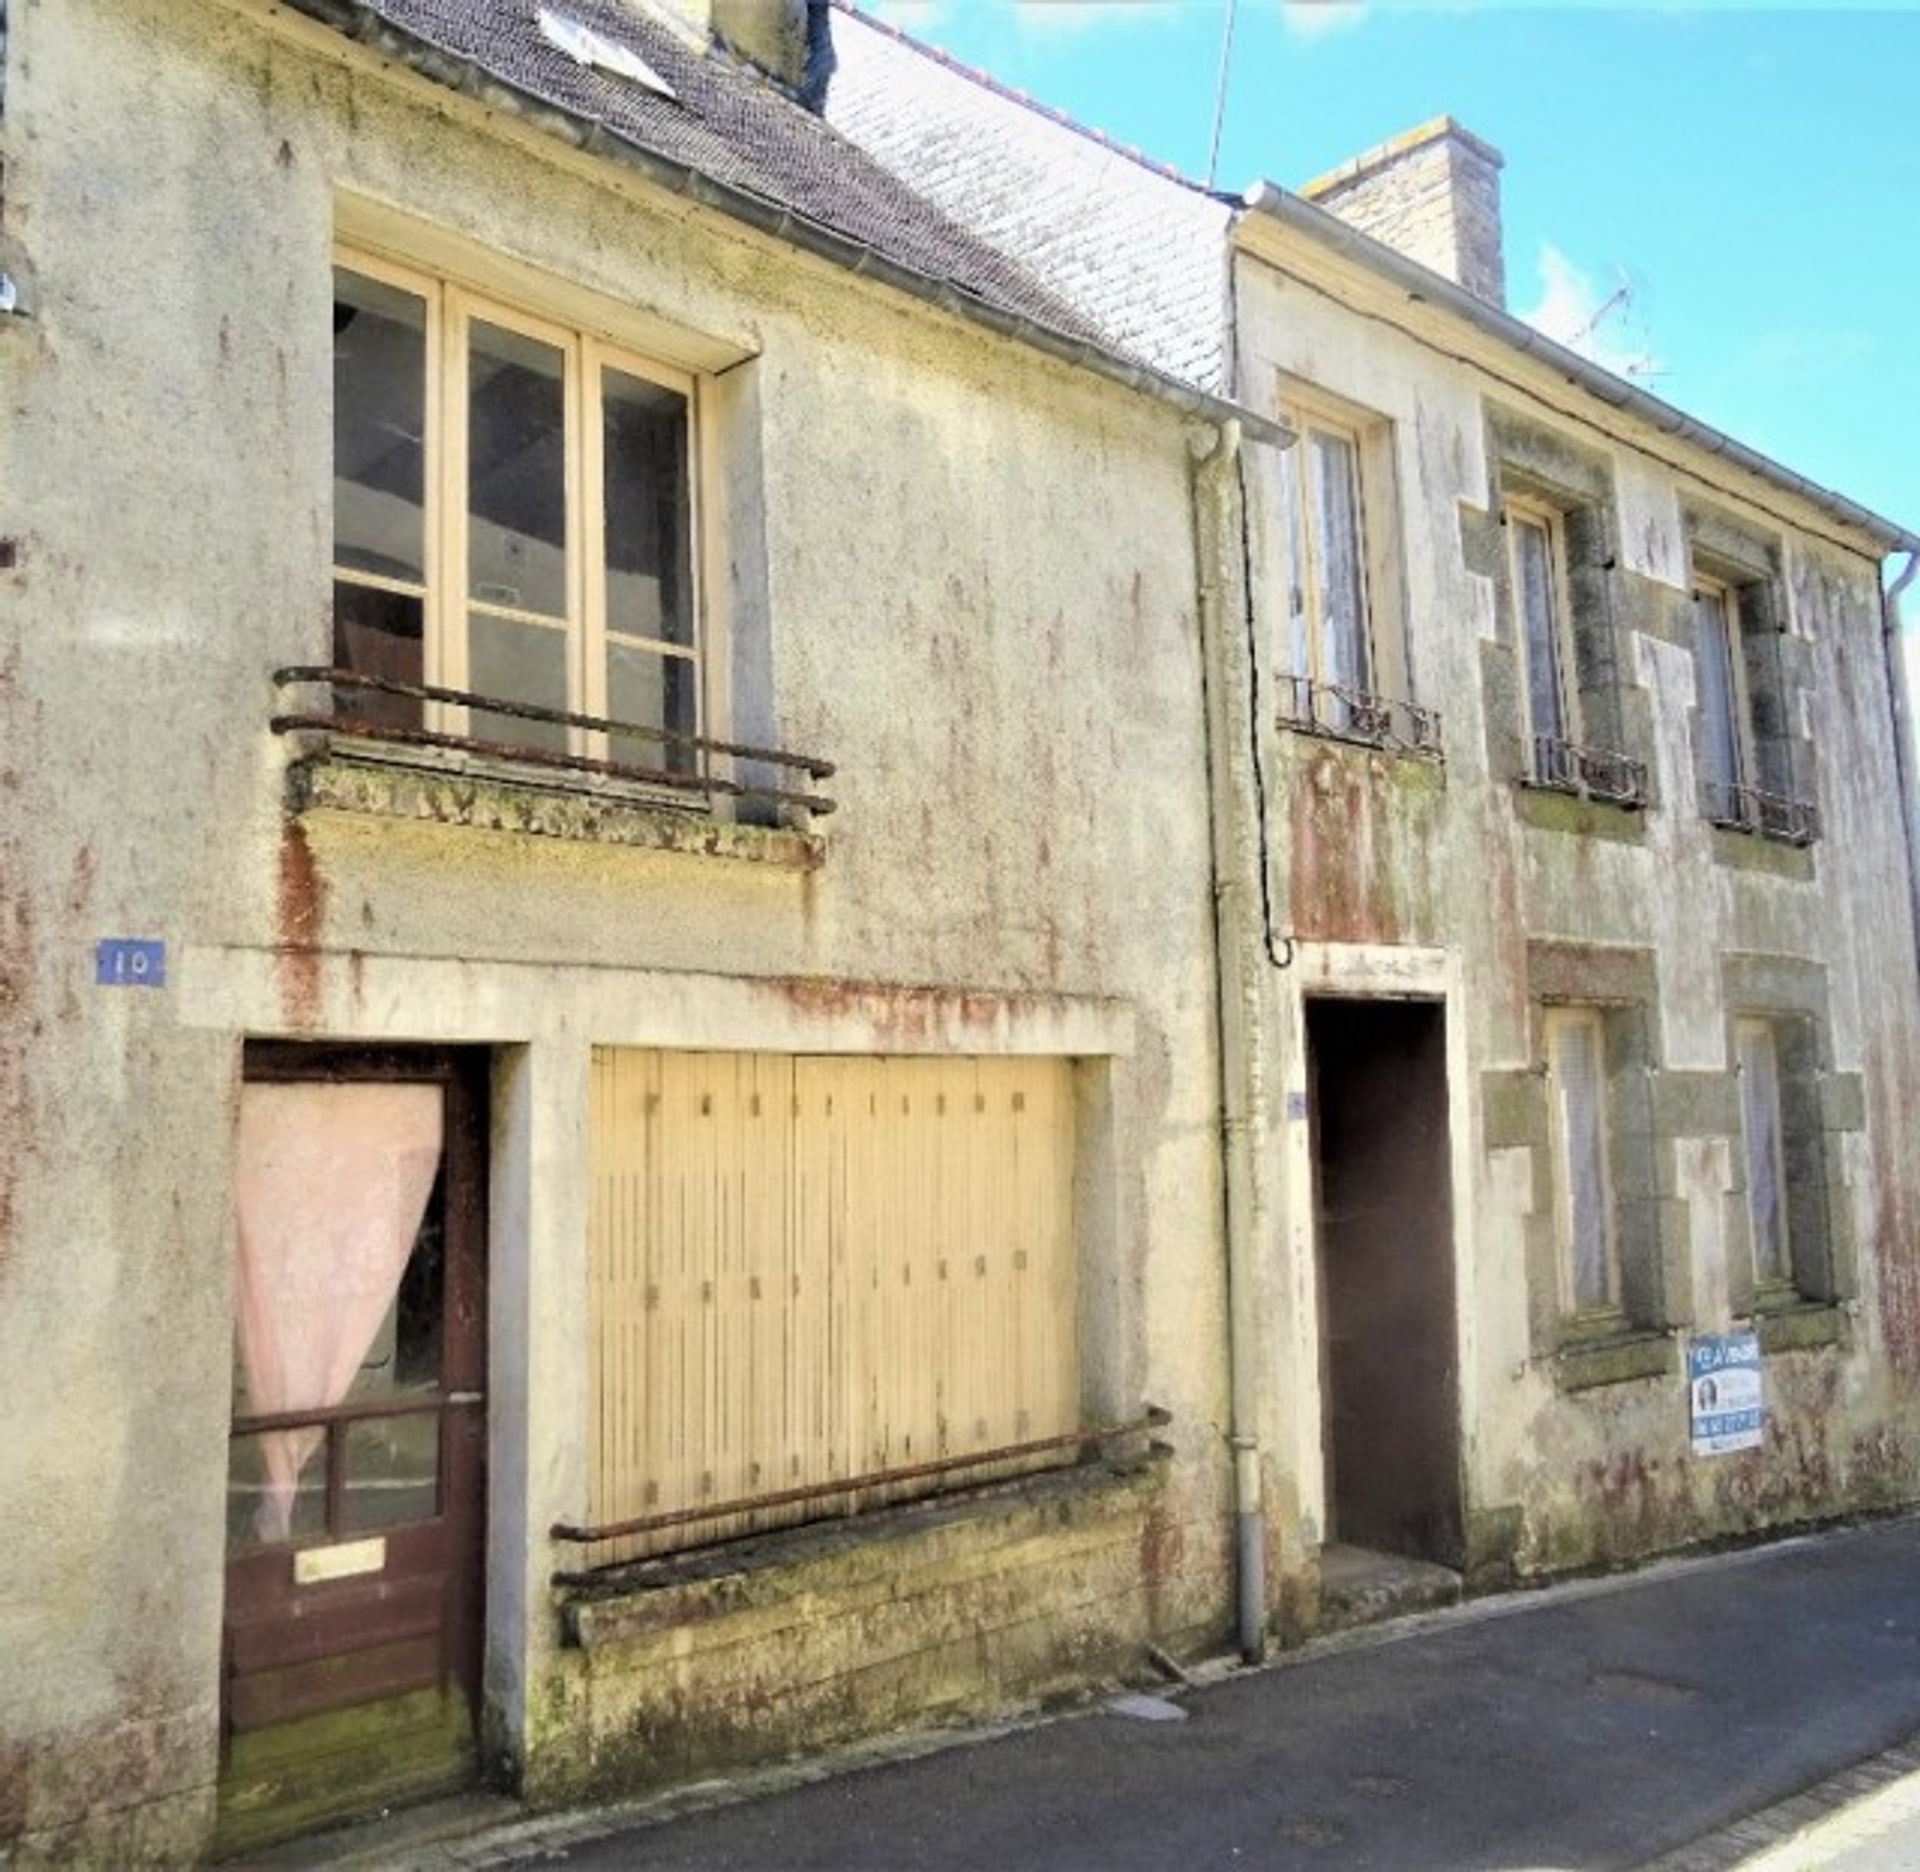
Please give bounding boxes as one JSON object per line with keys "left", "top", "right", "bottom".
{"left": 608, "top": 641, "right": 698, "bottom": 776}
{"left": 227, "top": 1431, "right": 327, "bottom": 1552}
{"left": 469, "top": 612, "right": 570, "bottom": 754}
{"left": 334, "top": 270, "right": 428, "bottom": 585}
{"left": 468, "top": 320, "right": 568, "bottom": 620}
{"left": 604, "top": 367, "right": 694, "bottom": 650}
{"left": 343, "top": 1414, "right": 442, "bottom": 1532}
{"left": 230, "top": 1083, "right": 445, "bottom": 1548}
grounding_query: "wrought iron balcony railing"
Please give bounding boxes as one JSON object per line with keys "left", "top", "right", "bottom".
{"left": 1700, "top": 777, "right": 1819, "bottom": 846}
{"left": 1530, "top": 734, "right": 1648, "bottom": 809}
{"left": 271, "top": 667, "right": 836, "bottom": 821}
{"left": 1277, "top": 674, "right": 1442, "bottom": 760}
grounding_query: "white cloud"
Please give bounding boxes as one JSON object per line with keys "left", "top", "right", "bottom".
{"left": 1280, "top": 0, "right": 1370, "bottom": 41}
{"left": 1518, "top": 243, "right": 1659, "bottom": 381}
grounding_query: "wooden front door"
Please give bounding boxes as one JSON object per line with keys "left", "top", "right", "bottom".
{"left": 217, "top": 1046, "right": 487, "bottom": 1857}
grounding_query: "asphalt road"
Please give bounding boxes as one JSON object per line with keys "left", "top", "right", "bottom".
{"left": 552, "top": 1520, "right": 1920, "bottom": 1872}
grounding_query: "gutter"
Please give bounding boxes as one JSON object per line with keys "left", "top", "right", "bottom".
{"left": 1191, "top": 417, "right": 1275, "bottom": 1663}
{"left": 276, "top": 0, "right": 1288, "bottom": 446}
{"left": 1884, "top": 553, "right": 1920, "bottom": 967}
{"left": 1239, "top": 183, "right": 1920, "bottom": 558}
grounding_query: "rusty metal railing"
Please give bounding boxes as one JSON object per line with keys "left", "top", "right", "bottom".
{"left": 1701, "top": 777, "right": 1820, "bottom": 846}
{"left": 549, "top": 1406, "right": 1169, "bottom": 1581}
{"left": 1277, "top": 674, "right": 1442, "bottom": 759}
{"left": 271, "top": 667, "right": 837, "bottom": 818}
{"left": 1530, "top": 734, "right": 1648, "bottom": 808}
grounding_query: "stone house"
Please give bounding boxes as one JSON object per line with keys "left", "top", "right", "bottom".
{"left": 3, "top": 0, "right": 1918, "bottom": 1861}
{"left": 0, "top": 0, "right": 1282, "bottom": 1857}
{"left": 827, "top": 5, "right": 1920, "bottom": 1630}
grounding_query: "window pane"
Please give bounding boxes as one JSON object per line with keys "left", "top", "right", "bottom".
{"left": 469, "top": 611, "right": 570, "bottom": 753}
{"left": 1739, "top": 1025, "right": 1791, "bottom": 1284}
{"left": 332, "top": 580, "right": 424, "bottom": 730}
{"left": 604, "top": 367, "right": 694, "bottom": 650}
{"left": 469, "top": 320, "right": 568, "bottom": 620}
{"left": 1694, "top": 589, "right": 1743, "bottom": 805}
{"left": 608, "top": 642, "right": 699, "bottom": 776}
{"left": 334, "top": 270, "right": 428, "bottom": 584}
{"left": 1514, "top": 517, "right": 1566, "bottom": 748}
{"left": 1309, "top": 430, "right": 1370, "bottom": 693}
{"left": 1552, "top": 1016, "right": 1613, "bottom": 1313}
{"left": 346, "top": 1165, "right": 446, "bottom": 1401}
{"left": 1275, "top": 442, "right": 1312, "bottom": 680}
{"left": 343, "top": 1413, "right": 441, "bottom": 1532}
{"left": 227, "top": 1429, "right": 326, "bottom": 1552}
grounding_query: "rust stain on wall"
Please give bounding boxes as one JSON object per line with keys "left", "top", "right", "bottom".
{"left": 1286, "top": 744, "right": 1439, "bottom": 945}
{"left": 276, "top": 820, "right": 328, "bottom": 1029}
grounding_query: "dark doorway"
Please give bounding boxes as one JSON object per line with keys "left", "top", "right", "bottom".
{"left": 1306, "top": 997, "right": 1461, "bottom": 1566}
{"left": 217, "top": 1045, "right": 488, "bottom": 1857}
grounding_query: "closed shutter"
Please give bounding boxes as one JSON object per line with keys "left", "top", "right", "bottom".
{"left": 586, "top": 1051, "right": 1079, "bottom": 1562}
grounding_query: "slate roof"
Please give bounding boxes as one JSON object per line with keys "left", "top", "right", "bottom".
{"left": 823, "top": 4, "right": 1233, "bottom": 394}
{"left": 297, "top": 0, "right": 1112, "bottom": 351}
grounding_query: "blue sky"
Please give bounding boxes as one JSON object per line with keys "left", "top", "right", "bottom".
{"left": 869, "top": 1, "right": 1920, "bottom": 572}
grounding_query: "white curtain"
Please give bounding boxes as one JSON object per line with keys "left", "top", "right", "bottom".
{"left": 233, "top": 1082, "right": 445, "bottom": 1542}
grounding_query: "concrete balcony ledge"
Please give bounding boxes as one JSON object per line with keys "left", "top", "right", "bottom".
{"left": 286, "top": 746, "right": 825, "bottom": 870}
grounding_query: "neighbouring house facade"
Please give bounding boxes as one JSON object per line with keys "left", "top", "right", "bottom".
{"left": 827, "top": 3, "right": 1920, "bottom": 1613}
{"left": 0, "top": 0, "right": 1286, "bottom": 1858}
{"left": 4, "top": 0, "right": 1919, "bottom": 1862}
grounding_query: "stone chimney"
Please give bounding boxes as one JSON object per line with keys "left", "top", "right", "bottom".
{"left": 710, "top": 0, "right": 815, "bottom": 91}
{"left": 1298, "top": 117, "right": 1506, "bottom": 309}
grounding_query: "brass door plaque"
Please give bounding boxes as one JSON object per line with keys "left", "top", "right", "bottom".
{"left": 293, "top": 1536, "right": 387, "bottom": 1585}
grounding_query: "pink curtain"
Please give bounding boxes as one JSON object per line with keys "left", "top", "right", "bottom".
{"left": 234, "top": 1082, "right": 445, "bottom": 1542}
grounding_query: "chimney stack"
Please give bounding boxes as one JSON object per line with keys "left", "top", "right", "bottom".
{"left": 711, "top": 0, "right": 819, "bottom": 94}
{"left": 1299, "top": 117, "right": 1506, "bottom": 309}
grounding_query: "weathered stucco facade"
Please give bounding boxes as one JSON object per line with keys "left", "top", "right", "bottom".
{"left": 0, "top": 0, "right": 1253, "bottom": 1857}
{"left": 5, "top": 0, "right": 1920, "bottom": 1862}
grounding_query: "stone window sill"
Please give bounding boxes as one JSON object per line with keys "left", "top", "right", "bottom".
{"left": 1552, "top": 1327, "right": 1675, "bottom": 1393}
{"left": 558, "top": 1444, "right": 1169, "bottom": 1651}
{"left": 1750, "top": 1300, "right": 1849, "bottom": 1355}
{"left": 286, "top": 744, "right": 825, "bottom": 870}
{"left": 1513, "top": 781, "right": 1647, "bottom": 845}
{"left": 1711, "top": 825, "right": 1815, "bottom": 881}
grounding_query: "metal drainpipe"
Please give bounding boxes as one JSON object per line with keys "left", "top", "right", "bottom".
{"left": 1192, "top": 418, "right": 1272, "bottom": 1662}
{"left": 1883, "top": 551, "right": 1920, "bottom": 961}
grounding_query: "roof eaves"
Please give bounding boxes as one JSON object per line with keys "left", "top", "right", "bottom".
{"left": 281, "top": 0, "right": 1287, "bottom": 447}
{"left": 1239, "top": 182, "right": 1920, "bottom": 557}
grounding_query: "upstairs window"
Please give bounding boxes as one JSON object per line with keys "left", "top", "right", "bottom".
{"left": 1692, "top": 574, "right": 1750, "bottom": 827}
{"left": 1544, "top": 1007, "right": 1620, "bottom": 1320}
{"left": 1508, "top": 501, "right": 1573, "bottom": 780}
{"left": 332, "top": 254, "right": 700, "bottom": 774}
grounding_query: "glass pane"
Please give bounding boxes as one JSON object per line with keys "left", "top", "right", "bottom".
{"left": 1309, "top": 430, "right": 1370, "bottom": 693}
{"left": 343, "top": 1413, "right": 441, "bottom": 1532}
{"left": 1515, "top": 518, "right": 1566, "bottom": 747}
{"left": 346, "top": 1164, "right": 446, "bottom": 1400}
{"left": 604, "top": 367, "right": 694, "bottom": 649}
{"left": 469, "top": 319, "right": 568, "bottom": 620}
{"left": 608, "top": 641, "right": 698, "bottom": 777}
{"left": 1554, "top": 1018, "right": 1612, "bottom": 1312}
{"left": 1275, "top": 443, "right": 1311, "bottom": 685}
{"left": 1694, "top": 590, "right": 1743, "bottom": 802}
{"left": 227, "top": 1429, "right": 326, "bottom": 1552}
{"left": 1740, "top": 1027, "right": 1791, "bottom": 1284}
{"left": 334, "top": 270, "right": 428, "bottom": 584}
{"left": 470, "top": 611, "right": 570, "bottom": 754}
{"left": 332, "top": 580, "right": 424, "bottom": 730}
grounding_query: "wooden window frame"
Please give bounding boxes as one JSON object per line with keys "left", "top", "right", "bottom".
{"left": 1506, "top": 497, "right": 1579, "bottom": 770}
{"left": 1543, "top": 1005, "right": 1624, "bottom": 1323}
{"left": 1734, "top": 1016, "right": 1795, "bottom": 1299}
{"left": 1692, "top": 571, "right": 1757, "bottom": 812}
{"left": 1277, "top": 396, "right": 1378, "bottom": 694}
{"left": 333, "top": 245, "right": 705, "bottom": 766}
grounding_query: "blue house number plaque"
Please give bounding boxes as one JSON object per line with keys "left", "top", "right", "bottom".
{"left": 95, "top": 938, "right": 166, "bottom": 988}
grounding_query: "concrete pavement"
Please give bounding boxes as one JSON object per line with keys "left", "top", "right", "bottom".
{"left": 358, "top": 1518, "right": 1920, "bottom": 1872}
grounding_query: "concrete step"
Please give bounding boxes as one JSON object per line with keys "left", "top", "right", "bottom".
{"left": 1318, "top": 1542, "right": 1462, "bottom": 1633}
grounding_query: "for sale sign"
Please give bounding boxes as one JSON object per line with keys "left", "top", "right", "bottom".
{"left": 1688, "top": 1332, "right": 1763, "bottom": 1456}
